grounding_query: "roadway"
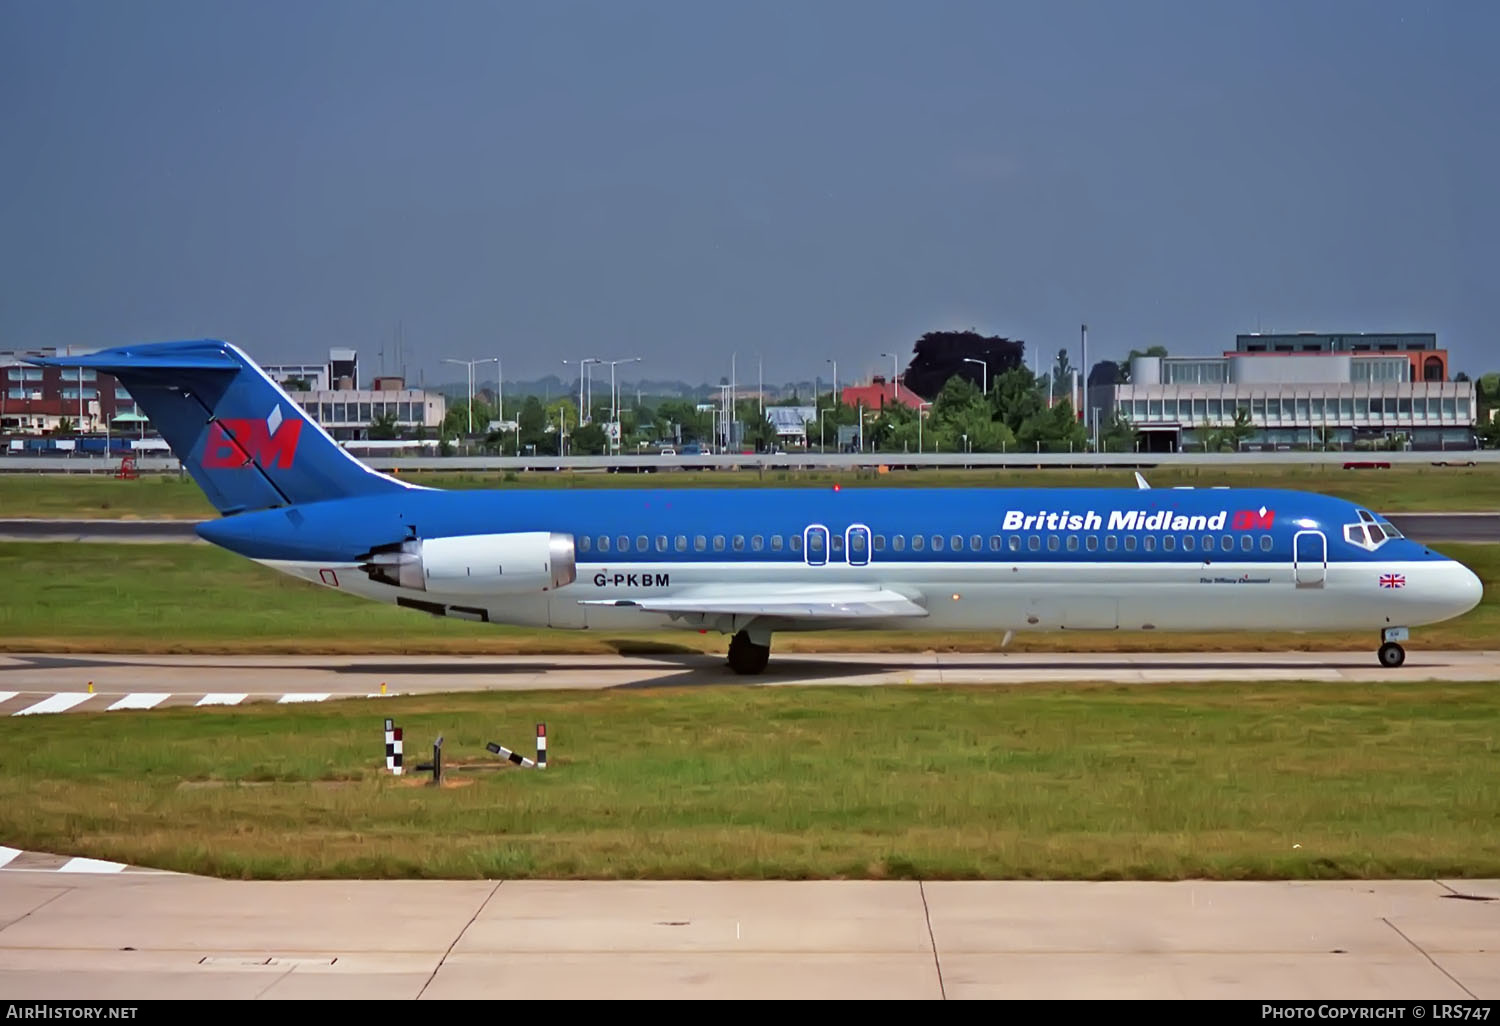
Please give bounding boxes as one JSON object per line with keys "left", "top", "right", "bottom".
{"left": 0, "top": 868, "right": 1494, "bottom": 998}
{"left": 2, "top": 511, "right": 1499, "bottom": 543}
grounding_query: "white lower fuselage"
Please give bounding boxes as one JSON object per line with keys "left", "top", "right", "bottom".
{"left": 261, "top": 556, "right": 1469, "bottom": 636}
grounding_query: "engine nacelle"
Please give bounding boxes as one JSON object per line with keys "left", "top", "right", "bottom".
{"left": 362, "top": 532, "right": 576, "bottom": 595}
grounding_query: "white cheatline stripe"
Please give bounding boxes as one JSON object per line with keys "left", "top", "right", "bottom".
{"left": 0, "top": 846, "right": 21, "bottom": 869}
{"left": 278, "top": 693, "right": 331, "bottom": 704}
{"left": 58, "top": 857, "right": 126, "bottom": 873}
{"left": 14, "top": 693, "right": 93, "bottom": 716}
{"left": 108, "top": 693, "right": 170, "bottom": 711}
{"left": 196, "top": 694, "right": 247, "bottom": 706}
{"left": 0, "top": 692, "right": 17, "bottom": 705}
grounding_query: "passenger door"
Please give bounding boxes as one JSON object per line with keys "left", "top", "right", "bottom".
{"left": 1293, "top": 530, "right": 1327, "bottom": 589}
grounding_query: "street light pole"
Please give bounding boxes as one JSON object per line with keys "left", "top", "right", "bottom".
{"left": 879, "top": 351, "right": 900, "bottom": 404}
{"left": 605, "top": 357, "right": 641, "bottom": 452}
{"left": 963, "top": 358, "right": 988, "bottom": 395}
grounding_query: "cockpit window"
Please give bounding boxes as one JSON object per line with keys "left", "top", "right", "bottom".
{"left": 1344, "top": 509, "right": 1398, "bottom": 551}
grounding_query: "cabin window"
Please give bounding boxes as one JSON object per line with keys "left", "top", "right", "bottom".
{"left": 1260, "top": 535, "right": 1273, "bottom": 551}
{"left": 913, "top": 535, "right": 925, "bottom": 551}
{"left": 694, "top": 535, "right": 706, "bottom": 551}
{"left": 675, "top": 535, "right": 688, "bottom": 552}
{"left": 713, "top": 535, "right": 725, "bottom": 551}
{"left": 1220, "top": 534, "right": 1233, "bottom": 550}
{"left": 874, "top": 535, "right": 886, "bottom": 551}
{"left": 968, "top": 535, "right": 980, "bottom": 551}
{"left": 831, "top": 534, "right": 843, "bottom": 554}
{"left": 1047, "top": 535, "right": 1060, "bottom": 551}
{"left": 579, "top": 535, "right": 592, "bottom": 553}
{"left": 655, "top": 536, "right": 667, "bottom": 552}
{"left": 636, "top": 535, "right": 649, "bottom": 552}
{"left": 771, "top": 535, "right": 783, "bottom": 551}
{"left": 1009, "top": 535, "right": 1020, "bottom": 552}
{"left": 1143, "top": 536, "right": 1156, "bottom": 551}
{"left": 1240, "top": 535, "right": 1253, "bottom": 551}
{"left": 1183, "top": 535, "right": 1195, "bottom": 551}
{"left": 932, "top": 535, "right": 944, "bottom": 551}
{"left": 751, "top": 535, "right": 764, "bottom": 551}
{"left": 1086, "top": 535, "right": 1098, "bottom": 551}
{"left": 791, "top": 534, "right": 802, "bottom": 552}
{"left": 1067, "top": 535, "right": 1079, "bottom": 551}
{"left": 893, "top": 534, "right": 905, "bottom": 551}
{"left": 617, "top": 535, "right": 629, "bottom": 552}
{"left": 989, "top": 535, "right": 1002, "bottom": 551}
{"left": 1163, "top": 535, "right": 1175, "bottom": 551}
{"left": 1028, "top": 535, "right": 1040, "bottom": 551}
{"left": 1105, "top": 535, "right": 1118, "bottom": 551}
{"left": 599, "top": 536, "right": 611, "bottom": 552}
{"left": 733, "top": 535, "right": 745, "bottom": 551}
{"left": 1124, "top": 536, "right": 1137, "bottom": 551}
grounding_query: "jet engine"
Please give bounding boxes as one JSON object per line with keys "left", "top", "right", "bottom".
{"left": 361, "top": 532, "right": 576, "bottom": 595}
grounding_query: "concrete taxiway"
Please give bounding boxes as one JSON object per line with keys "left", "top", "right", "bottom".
{"left": 0, "top": 649, "right": 1495, "bottom": 715}
{"left": 0, "top": 866, "right": 1494, "bottom": 999}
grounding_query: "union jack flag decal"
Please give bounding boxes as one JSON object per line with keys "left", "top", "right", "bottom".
{"left": 1379, "top": 574, "right": 1406, "bottom": 589}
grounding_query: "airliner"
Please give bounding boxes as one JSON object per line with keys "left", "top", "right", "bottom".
{"left": 33, "top": 340, "right": 1483, "bottom": 674}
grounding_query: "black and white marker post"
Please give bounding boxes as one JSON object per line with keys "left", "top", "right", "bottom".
{"left": 384, "top": 719, "right": 403, "bottom": 776}
{"left": 536, "top": 723, "right": 547, "bottom": 769}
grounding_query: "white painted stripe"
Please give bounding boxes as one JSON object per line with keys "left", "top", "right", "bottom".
{"left": 0, "top": 846, "right": 21, "bottom": 869}
{"left": 196, "top": 693, "right": 246, "bottom": 706}
{"left": 278, "top": 693, "right": 331, "bottom": 704}
{"left": 0, "top": 692, "right": 17, "bottom": 705}
{"left": 58, "top": 857, "right": 126, "bottom": 873}
{"left": 14, "top": 693, "right": 93, "bottom": 716}
{"left": 107, "top": 693, "right": 170, "bottom": 711}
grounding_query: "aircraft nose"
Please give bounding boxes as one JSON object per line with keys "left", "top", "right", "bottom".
{"left": 1449, "top": 561, "right": 1484, "bottom": 616}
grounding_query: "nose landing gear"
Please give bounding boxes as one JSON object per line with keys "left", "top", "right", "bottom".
{"left": 1378, "top": 627, "right": 1408, "bottom": 668}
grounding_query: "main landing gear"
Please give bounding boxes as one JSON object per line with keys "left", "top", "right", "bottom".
{"left": 1378, "top": 627, "right": 1408, "bottom": 668}
{"left": 727, "top": 630, "right": 771, "bottom": 675}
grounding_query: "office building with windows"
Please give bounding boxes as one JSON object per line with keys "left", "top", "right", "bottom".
{"left": 2, "top": 347, "right": 144, "bottom": 435}
{"left": 1104, "top": 335, "right": 1476, "bottom": 452}
{"left": 285, "top": 377, "right": 446, "bottom": 441}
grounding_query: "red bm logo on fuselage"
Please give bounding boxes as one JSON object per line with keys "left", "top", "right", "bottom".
{"left": 1231, "top": 507, "right": 1276, "bottom": 530}
{"left": 203, "top": 408, "right": 302, "bottom": 469}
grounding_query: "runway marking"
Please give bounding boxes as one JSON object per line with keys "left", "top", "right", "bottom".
{"left": 196, "top": 693, "right": 247, "bottom": 706}
{"left": 57, "top": 857, "right": 126, "bottom": 874}
{"left": 0, "top": 846, "right": 20, "bottom": 869}
{"left": 108, "top": 693, "right": 170, "bottom": 711}
{"left": 277, "top": 693, "right": 331, "bottom": 704}
{"left": 0, "top": 692, "right": 16, "bottom": 705}
{"left": 14, "top": 693, "right": 92, "bottom": 715}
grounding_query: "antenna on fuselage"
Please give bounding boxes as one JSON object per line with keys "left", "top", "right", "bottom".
{"left": 1134, "top": 472, "right": 1150, "bottom": 490}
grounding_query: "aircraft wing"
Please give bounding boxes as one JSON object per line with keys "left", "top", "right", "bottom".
{"left": 579, "top": 585, "right": 929, "bottom": 619}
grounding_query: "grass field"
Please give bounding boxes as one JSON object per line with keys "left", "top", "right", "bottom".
{"left": 3, "top": 462, "right": 1500, "bottom": 519}
{"left": 0, "top": 541, "right": 1495, "bottom": 654}
{"left": 1, "top": 682, "right": 1495, "bottom": 880}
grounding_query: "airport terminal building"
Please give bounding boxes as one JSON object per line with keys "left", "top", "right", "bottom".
{"left": 1100, "top": 333, "right": 1477, "bottom": 452}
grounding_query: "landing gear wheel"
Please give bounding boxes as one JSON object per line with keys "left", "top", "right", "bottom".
{"left": 727, "top": 630, "right": 771, "bottom": 675}
{"left": 1378, "top": 642, "right": 1406, "bottom": 668}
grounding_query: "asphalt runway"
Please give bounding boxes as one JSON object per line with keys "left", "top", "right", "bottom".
{"left": 0, "top": 864, "right": 1494, "bottom": 998}
{"left": 0, "top": 649, "right": 1495, "bottom": 715}
{"left": 1, "top": 511, "right": 1499, "bottom": 543}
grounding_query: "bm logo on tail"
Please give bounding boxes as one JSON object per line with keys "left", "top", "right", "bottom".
{"left": 203, "top": 405, "right": 303, "bottom": 469}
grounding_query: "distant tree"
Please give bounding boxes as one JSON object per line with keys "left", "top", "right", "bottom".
{"left": 1097, "top": 410, "right": 1138, "bottom": 452}
{"left": 900, "top": 330, "right": 1025, "bottom": 400}
{"left": 1050, "top": 349, "right": 1075, "bottom": 400}
{"left": 283, "top": 377, "right": 311, "bottom": 391}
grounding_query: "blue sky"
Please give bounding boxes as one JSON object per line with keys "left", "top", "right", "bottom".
{"left": 2, "top": 0, "right": 1495, "bottom": 389}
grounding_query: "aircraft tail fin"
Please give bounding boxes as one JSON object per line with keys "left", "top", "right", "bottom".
{"left": 29, "top": 339, "right": 422, "bottom": 516}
